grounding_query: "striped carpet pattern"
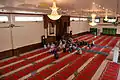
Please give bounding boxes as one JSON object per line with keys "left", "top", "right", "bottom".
{"left": 99, "top": 62, "right": 120, "bottom": 80}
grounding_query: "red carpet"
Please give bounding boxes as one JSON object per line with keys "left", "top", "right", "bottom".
{"left": 107, "top": 38, "right": 118, "bottom": 48}
{"left": 92, "top": 36, "right": 113, "bottom": 52}
{"left": 99, "top": 62, "right": 120, "bottom": 80}
{"left": 73, "top": 34, "right": 91, "bottom": 42}
{"left": 75, "top": 55, "right": 106, "bottom": 80}
{"left": 0, "top": 48, "right": 48, "bottom": 67}
{"left": 99, "top": 36, "right": 112, "bottom": 46}
{"left": 0, "top": 52, "right": 51, "bottom": 75}
{"left": 94, "top": 35, "right": 107, "bottom": 44}
{"left": 4, "top": 52, "right": 68, "bottom": 80}
{"left": 50, "top": 53, "right": 95, "bottom": 80}
{"left": 28, "top": 53, "right": 85, "bottom": 80}
{"left": 75, "top": 34, "right": 93, "bottom": 42}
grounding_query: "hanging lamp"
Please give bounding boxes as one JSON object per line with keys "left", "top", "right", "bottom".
{"left": 47, "top": 0, "right": 61, "bottom": 20}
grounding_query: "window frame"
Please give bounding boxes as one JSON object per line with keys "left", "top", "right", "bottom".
{"left": 15, "top": 16, "right": 43, "bottom": 22}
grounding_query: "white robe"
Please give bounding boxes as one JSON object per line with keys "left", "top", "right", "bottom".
{"left": 113, "top": 46, "right": 119, "bottom": 63}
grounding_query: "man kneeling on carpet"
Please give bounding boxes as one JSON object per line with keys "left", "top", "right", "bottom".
{"left": 76, "top": 47, "right": 82, "bottom": 54}
{"left": 53, "top": 47, "right": 59, "bottom": 59}
{"left": 49, "top": 42, "right": 55, "bottom": 53}
{"left": 91, "top": 40, "right": 95, "bottom": 47}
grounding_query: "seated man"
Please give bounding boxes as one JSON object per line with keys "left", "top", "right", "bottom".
{"left": 79, "top": 41, "right": 83, "bottom": 46}
{"left": 87, "top": 42, "right": 91, "bottom": 49}
{"left": 91, "top": 40, "right": 95, "bottom": 47}
{"left": 49, "top": 43, "right": 55, "bottom": 53}
{"left": 81, "top": 40, "right": 85, "bottom": 45}
{"left": 53, "top": 48, "right": 59, "bottom": 59}
{"left": 73, "top": 44, "right": 77, "bottom": 50}
{"left": 76, "top": 47, "right": 82, "bottom": 54}
{"left": 69, "top": 37, "right": 73, "bottom": 43}
{"left": 84, "top": 41, "right": 88, "bottom": 45}
{"left": 51, "top": 42, "right": 55, "bottom": 47}
{"left": 68, "top": 44, "right": 73, "bottom": 53}
{"left": 62, "top": 43, "right": 66, "bottom": 52}
{"left": 75, "top": 39, "right": 80, "bottom": 46}
{"left": 47, "top": 43, "right": 50, "bottom": 48}
{"left": 44, "top": 44, "right": 47, "bottom": 49}
{"left": 58, "top": 40, "right": 63, "bottom": 49}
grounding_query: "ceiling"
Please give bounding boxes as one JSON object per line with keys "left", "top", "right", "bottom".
{"left": 0, "top": 0, "right": 120, "bottom": 17}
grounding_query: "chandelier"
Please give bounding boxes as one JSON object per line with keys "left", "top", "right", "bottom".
{"left": 47, "top": 0, "right": 61, "bottom": 20}
{"left": 104, "top": 9, "right": 108, "bottom": 21}
{"left": 89, "top": 13, "right": 97, "bottom": 26}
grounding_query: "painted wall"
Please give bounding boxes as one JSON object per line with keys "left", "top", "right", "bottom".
{"left": 0, "top": 14, "right": 12, "bottom": 52}
{"left": 0, "top": 23, "right": 12, "bottom": 52}
{"left": 0, "top": 14, "right": 44, "bottom": 52}
{"left": 13, "top": 21, "right": 44, "bottom": 49}
{"left": 70, "top": 21, "right": 89, "bottom": 35}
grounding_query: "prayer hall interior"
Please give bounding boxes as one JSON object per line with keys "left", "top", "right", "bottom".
{"left": 0, "top": 0, "right": 120, "bottom": 80}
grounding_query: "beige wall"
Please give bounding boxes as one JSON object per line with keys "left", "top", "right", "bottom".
{"left": 12, "top": 21, "right": 44, "bottom": 49}
{"left": 117, "top": 26, "right": 120, "bottom": 34}
{"left": 0, "top": 14, "right": 44, "bottom": 52}
{"left": 70, "top": 21, "right": 89, "bottom": 35}
{"left": 0, "top": 23, "right": 12, "bottom": 52}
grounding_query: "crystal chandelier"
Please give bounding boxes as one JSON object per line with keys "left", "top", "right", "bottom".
{"left": 47, "top": 0, "right": 61, "bottom": 20}
{"left": 89, "top": 13, "right": 97, "bottom": 26}
{"left": 104, "top": 9, "right": 108, "bottom": 21}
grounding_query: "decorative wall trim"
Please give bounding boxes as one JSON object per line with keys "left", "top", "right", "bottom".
{"left": 0, "top": 50, "right": 13, "bottom": 60}
{"left": 0, "top": 43, "right": 42, "bottom": 60}
{"left": 115, "top": 34, "right": 120, "bottom": 37}
{"left": 98, "top": 23, "right": 120, "bottom": 26}
{"left": 101, "top": 33, "right": 120, "bottom": 37}
{"left": 0, "top": 12, "right": 45, "bottom": 15}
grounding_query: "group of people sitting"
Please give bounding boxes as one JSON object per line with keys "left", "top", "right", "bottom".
{"left": 43, "top": 38, "right": 83, "bottom": 59}
{"left": 75, "top": 40, "right": 95, "bottom": 49}
{"left": 43, "top": 37, "right": 95, "bottom": 59}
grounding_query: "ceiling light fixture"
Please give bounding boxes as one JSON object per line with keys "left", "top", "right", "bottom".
{"left": 47, "top": 0, "right": 61, "bottom": 20}
{"left": 89, "top": 1, "right": 97, "bottom": 26}
{"left": 89, "top": 13, "right": 97, "bottom": 26}
{"left": 104, "top": 9, "right": 108, "bottom": 21}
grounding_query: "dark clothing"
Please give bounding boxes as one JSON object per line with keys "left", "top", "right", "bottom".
{"left": 53, "top": 48, "right": 59, "bottom": 59}
{"left": 91, "top": 43, "right": 94, "bottom": 47}
{"left": 54, "top": 53, "right": 59, "bottom": 59}
{"left": 63, "top": 48, "right": 66, "bottom": 52}
{"left": 70, "top": 31, "right": 72, "bottom": 38}
{"left": 68, "top": 47, "right": 72, "bottom": 53}
{"left": 87, "top": 43, "right": 91, "bottom": 48}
